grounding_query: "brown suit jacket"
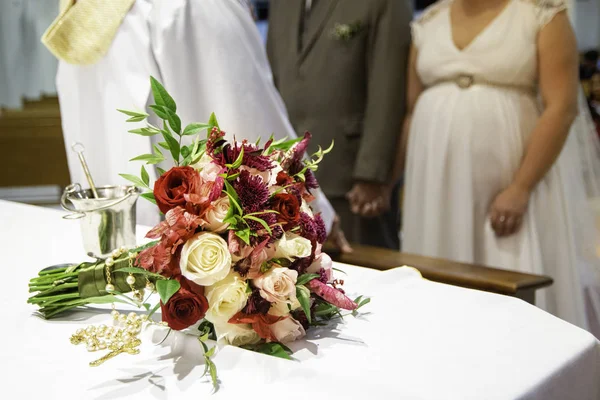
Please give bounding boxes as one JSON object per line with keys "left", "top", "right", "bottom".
{"left": 267, "top": 0, "right": 412, "bottom": 197}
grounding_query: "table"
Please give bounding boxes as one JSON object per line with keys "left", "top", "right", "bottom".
{"left": 2, "top": 200, "right": 599, "bottom": 400}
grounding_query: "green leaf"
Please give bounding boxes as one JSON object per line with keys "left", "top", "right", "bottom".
{"left": 222, "top": 180, "right": 243, "bottom": 215}
{"left": 271, "top": 258, "right": 292, "bottom": 268}
{"left": 242, "top": 343, "right": 293, "bottom": 360}
{"left": 150, "top": 76, "right": 177, "bottom": 112}
{"left": 205, "top": 346, "right": 216, "bottom": 358}
{"left": 153, "top": 144, "right": 164, "bottom": 157}
{"left": 149, "top": 104, "right": 169, "bottom": 120}
{"left": 140, "top": 165, "right": 149, "bottom": 186}
{"left": 126, "top": 115, "right": 147, "bottom": 123}
{"left": 208, "top": 112, "right": 219, "bottom": 130}
{"left": 235, "top": 228, "right": 251, "bottom": 245}
{"left": 162, "top": 128, "right": 180, "bottom": 164}
{"left": 357, "top": 297, "right": 371, "bottom": 309}
{"left": 128, "top": 127, "right": 160, "bottom": 136}
{"left": 296, "top": 273, "right": 320, "bottom": 286}
{"left": 164, "top": 107, "right": 182, "bottom": 135}
{"left": 296, "top": 285, "right": 312, "bottom": 324}
{"left": 313, "top": 301, "right": 340, "bottom": 319}
{"left": 141, "top": 192, "right": 157, "bottom": 205}
{"left": 332, "top": 267, "right": 347, "bottom": 275}
{"left": 156, "top": 279, "right": 181, "bottom": 304}
{"left": 181, "top": 146, "right": 191, "bottom": 160}
{"left": 267, "top": 137, "right": 303, "bottom": 153}
{"left": 229, "top": 146, "right": 244, "bottom": 169}
{"left": 117, "top": 109, "right": 149, "bottom": 119}
{"left": 183, "top": 123, "right": 212, "bottom": 136}
{"left": 243, "top": 215, "right": 272, "bottom": 235}
{"left": 158, "top": 141, "right": 170, "bottom": 150}
{"left": 208, "top": 359, "right": 218, "bottom": 391}
{"left": 157, "top": 167, "right": 167, "bottom": 175}
{"left": 130, "top": 153, "right": 164, "bottom": 164}
{"left": 198, "top": 320, "right": 216, "bottom": 339}
{"left": 119, "top": 173, "right": 148, "bottom": 189}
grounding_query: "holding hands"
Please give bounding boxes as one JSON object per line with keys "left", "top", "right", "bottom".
{"left": 346, "top": 182, "right": 392, "bottom": 218}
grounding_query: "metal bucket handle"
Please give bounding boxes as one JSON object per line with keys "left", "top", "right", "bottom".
{"left": 61, "top": 183, "right": 140, "bottom": 220}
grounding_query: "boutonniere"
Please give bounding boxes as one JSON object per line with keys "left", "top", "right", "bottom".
{"left": 330, "top": 21, "right": 363, "bottom": 41}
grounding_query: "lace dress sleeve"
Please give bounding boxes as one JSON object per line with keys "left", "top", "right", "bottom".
{"left": 534, "top": 0, "right": 568, "bottom": 30}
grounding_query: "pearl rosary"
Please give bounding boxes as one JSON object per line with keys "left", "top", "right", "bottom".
{"left": 69, "top": 247, "right": 165, "bottom": 367}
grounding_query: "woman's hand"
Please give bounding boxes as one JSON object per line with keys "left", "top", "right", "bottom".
{"left": 489, "top": 184, "right": 531, "bottom": 237}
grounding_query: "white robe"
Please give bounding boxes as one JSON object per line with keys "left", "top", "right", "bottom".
{"left": 56, "top": 0, "right": 334, "bottom": 229}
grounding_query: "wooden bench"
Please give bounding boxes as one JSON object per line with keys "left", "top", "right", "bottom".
{"left": 324, "top": 243, "right": 553, "bottom": 304}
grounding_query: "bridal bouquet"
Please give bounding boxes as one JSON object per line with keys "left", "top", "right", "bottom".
{"left": 27, "top": 77, "right": 368, "bottom": 389}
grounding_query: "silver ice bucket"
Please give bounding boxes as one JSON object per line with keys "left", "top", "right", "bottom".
{"left": 61, "top": 184, "right": 142, "bottom": 258}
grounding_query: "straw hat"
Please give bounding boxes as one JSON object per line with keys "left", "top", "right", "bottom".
{"left": 42, "top": 0, "right": 135, "bottom": 65}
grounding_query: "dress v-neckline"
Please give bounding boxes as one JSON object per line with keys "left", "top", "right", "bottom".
{"left": 448, "top": 0, "right": 514, "bottom": 53}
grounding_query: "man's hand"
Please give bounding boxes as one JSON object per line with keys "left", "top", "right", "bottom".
{"left": 346, "top": 182, "right": 391, "bottom": 217}
{"left": 326, "top": 215, "right": 353, "bottom": 253}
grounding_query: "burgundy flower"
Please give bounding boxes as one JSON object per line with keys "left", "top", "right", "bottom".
{"left": 242, "top": 288, "right": 272, "bottom": 315}
{"left": 161, "top": 276, "right": 209, "bottom": 331}
{"left": 314, "top": 214, "right": 327, "bottom": 244}
{"left": 233, "top": 170, "right": 269, "bottom": 213}
{"left": 276, "top": 171, "right": 294, "bottom": 187}
{"left": 299, "top": 212, "right": 317, "bottom": 242}
{"left": 223, "top": 141, "right": 273, "bottom": 171}
{"left": 206, "top": 127, "right": 226, "bottom": 158}
{"left": 153, "top": 166, "right": 202, "bottom": 214}
{"left": 304, "top": 169, "right": 319, "bottom": 190}
{"left": 270, "top": 193, "right": 301, "bottom": 230}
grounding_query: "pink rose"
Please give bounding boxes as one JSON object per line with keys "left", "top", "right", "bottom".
{"left": 306, "top": 253, "right": 333, "bottom": 283}
{"left": 270, "top": 317, "right": 306, "bottom": 343}
{"left": 200, "top": 161, "right": 222, "bottom": 182}
{"left": 253, "top": 267, "right": 297, "bottom": 303}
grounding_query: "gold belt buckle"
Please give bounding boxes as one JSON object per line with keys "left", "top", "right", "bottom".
{"left": 456, "top": 74, "right": 474, "bottom": 89}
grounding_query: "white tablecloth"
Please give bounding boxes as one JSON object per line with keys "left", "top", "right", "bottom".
{"left": 2, "top": 200, "right": 599, "bottom": 400}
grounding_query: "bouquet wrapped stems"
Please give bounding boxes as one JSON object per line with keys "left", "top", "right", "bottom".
{"left": 28, "top": 242, "right": 157, "bottom": 319}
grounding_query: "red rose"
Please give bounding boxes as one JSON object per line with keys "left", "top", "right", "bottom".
{"left": 161, "top": 276, "right": 209, "bottom": 331}
{"left": 154, "top": 166, "right": 201, "bottom": 214}
{"left": 271, "top": 193, "right": 301, "bottom": 228}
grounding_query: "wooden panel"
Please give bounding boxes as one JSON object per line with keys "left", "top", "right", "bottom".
{"left": 324, "top": 243, "right": 553, "bottom": 296}
{"left": 0, "top": 97, "right": 70, "bottom": 187}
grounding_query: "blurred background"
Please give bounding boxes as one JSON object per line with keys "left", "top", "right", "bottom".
{"left": 0, "top": 0, "right": 599, "bottom": 207}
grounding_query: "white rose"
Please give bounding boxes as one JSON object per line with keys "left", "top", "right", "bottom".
{"left": 253, "top": 267, "right": 298, "bottom": 303}
{"left": 204, "top": 196, "right": 230, "bottom": 233}
{"left": 180, "top": 232, "right": 232, "bottom": 286}
{"left": 273, "top": 233, "right": 312, "bottom": 260}
{"left": 269, "top": 297, "right": 302, "bottom": 317}
{"left": 270, "top": 317, "right": 305, "bottom": 344}
{"left": 205, "top": 272, "right": 249, "bottom": 324}
{"left": 214, "top": 323, "right": 261, "bottom": 347}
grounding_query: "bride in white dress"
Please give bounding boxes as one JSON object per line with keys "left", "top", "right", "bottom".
{"left": 402, "top": 0, "right": 600, "bottom": 336}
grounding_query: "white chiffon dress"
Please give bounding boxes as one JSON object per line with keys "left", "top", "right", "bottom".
{"left": 403, "top": 0, "right": 600, "bottom": 336}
